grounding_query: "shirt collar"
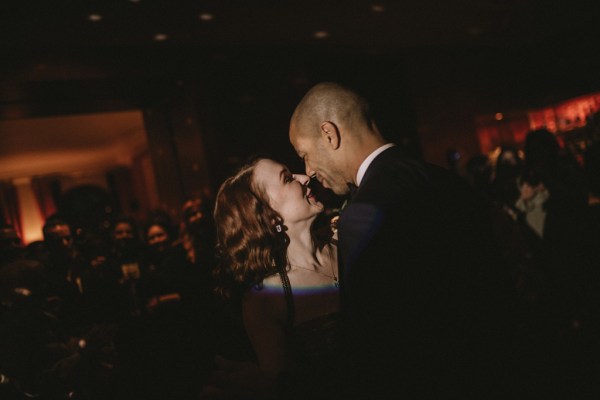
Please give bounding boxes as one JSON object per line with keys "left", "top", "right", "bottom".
{"left": 356, "top": 143, "right": 395, "bottom": 186}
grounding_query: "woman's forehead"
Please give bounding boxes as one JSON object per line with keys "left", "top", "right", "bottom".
{"left": 255, "top": 159, "right": 287, "bottom": 180}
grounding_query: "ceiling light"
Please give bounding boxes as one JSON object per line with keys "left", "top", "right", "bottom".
{"left": 129, "top": 0, "right": 141, "bottom": 3}
{"left": 154, "top": 33, "right": 168, "bottom": 41}
{"left": 199, "top": 13, "right": 214, "bottom": 21}
{"left": 495, "top": 113, "right": 504, "bottom": 121}
{"left": 88, "top": 14, "right": 102, "bottom": 22}
{"left": 313, "top": 30, "right": 329, "bottom": 39}
{"left": 371, "top": 4, "right": 385, "bottom": 12}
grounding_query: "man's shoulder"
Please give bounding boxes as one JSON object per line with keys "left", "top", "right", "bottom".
{"left": 358, "top": 149, "right": 431, "bottom": 198}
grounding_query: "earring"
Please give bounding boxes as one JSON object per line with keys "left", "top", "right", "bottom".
{"left": 275, "top": 224, "right": 283, "bottom": 233}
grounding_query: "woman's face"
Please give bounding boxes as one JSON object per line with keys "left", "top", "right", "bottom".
{"left": 114, "top": 222, "right": 134, "bottom": 240}
{"left": 147, "top": 225, "right": 169, "bottom": 249}
{"left": 253, "top": 159, "right": 323, "bottom": 224}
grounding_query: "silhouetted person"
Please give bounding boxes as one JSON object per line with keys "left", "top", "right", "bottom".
{"left": 491, "top": 146, "right": 524, "bottom": 209}
{"left": 109, "top": 216, "right": 146, "bottom": 318}
{"left": 37, "top": 216, "right": 82, "bottom": 333}
{"left": 0, "top": 224, "right": 23, "bottom": 268}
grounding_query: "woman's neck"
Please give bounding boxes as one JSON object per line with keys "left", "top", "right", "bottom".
{"left": 285, "top": 222, "right": 319, "bottom": 267}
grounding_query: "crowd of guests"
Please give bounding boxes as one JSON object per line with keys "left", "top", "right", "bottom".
{"left": 0, "top": 198, "right": 232, "bottom": 399}
{"left": 0, "top": 121, "right": 600, "bottom": 399}
{"left": 464, "top": 130, "right": 600, "bottom": 394}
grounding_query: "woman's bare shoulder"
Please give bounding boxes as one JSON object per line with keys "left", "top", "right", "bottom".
{"left": 243, "top": 275, "right": 286, "bottom": 319}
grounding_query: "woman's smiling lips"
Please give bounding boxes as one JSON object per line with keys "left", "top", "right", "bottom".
{"left": 306, "top": 188, "right": 316, "bottom": 204}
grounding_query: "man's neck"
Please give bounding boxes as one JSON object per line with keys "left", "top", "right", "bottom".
{"left": 355, "top": 143, "right": 394, "bottom": 186}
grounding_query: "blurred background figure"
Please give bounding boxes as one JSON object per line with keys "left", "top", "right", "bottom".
{"left": 139, "top": 218, "right": 178, "bottom": 310}
{"left": 146, "top": 222, "right": 170, "bottom": 255}
{"left": 585, "top": 142, "right": 600, "bottom": 238}
{"left": 464, "top": 154, "right": 492, "bottom": 195}
{"left": 521, "top": 129, "right": 587, "bottom": 240}
{"left": 33, "top": 216, "right": 83, "bottom": 334}
{"left": 0, "top": 259, "right": 123, "bottom": 400}
{"left": 111, "top": 216, "right": 143, "bottom": 282}
{"left": 0, "top": 224, "right": 23, "bottom": 268}
{"left": 491, "top": 146, "right": 524, "bottom": 211}
{"left": 108, "top": 216, "right": 146, "bottom": 318}
{"left": 178, "top": 198, "right": 215, "bottom": 269}
{"left": 115, "top": 202, "right": 218, "bottom": 400}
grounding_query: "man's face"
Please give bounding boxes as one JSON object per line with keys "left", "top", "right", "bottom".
{"left": 147, "top": 225, "right": 169, "bottom": 250}
{"left": 289, "top": 126, "right": 350, "bottom": 196}
{"left": 45, "top": 224, "right": 73, "bottom": 253}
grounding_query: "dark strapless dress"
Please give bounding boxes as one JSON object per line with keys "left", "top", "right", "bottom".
{"left": 288, "top": 312, "right": 342, "bottom": 369}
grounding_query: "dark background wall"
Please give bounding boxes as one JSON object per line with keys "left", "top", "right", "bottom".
{"left": 2, "top": 1, "right": 600, "bottom": 218}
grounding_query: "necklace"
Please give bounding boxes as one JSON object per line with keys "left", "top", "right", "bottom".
{"left": 289, "top": 264, "right": 339, "bottom": 288}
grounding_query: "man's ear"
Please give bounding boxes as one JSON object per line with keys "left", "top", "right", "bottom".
{"left": 320, "top": 121, "right": 341, "bottom": 150}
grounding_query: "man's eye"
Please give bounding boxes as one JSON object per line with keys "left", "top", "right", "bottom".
{"left": 284, "top": 175, "right": 294, "bottom": 183}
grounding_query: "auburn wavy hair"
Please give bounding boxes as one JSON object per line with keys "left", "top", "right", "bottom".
{"left": 213, "top": 159, "right": 288, "bottom": 300}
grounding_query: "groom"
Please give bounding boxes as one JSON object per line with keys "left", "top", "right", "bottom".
{"left": 289, "top": 82, "right": 515, "bottom": 398}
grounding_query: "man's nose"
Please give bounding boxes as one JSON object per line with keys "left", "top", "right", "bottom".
{"left": 304, "top": 164, "right": 316, "bottom": 179}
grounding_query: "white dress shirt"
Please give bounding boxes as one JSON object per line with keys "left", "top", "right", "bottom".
{"left": 356, "top": 143, "right": 396, "bottom": 186}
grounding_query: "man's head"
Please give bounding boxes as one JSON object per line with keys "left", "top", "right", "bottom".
{"left": 289, "top": 82, "right": 386, "bottom": 195}
{"left": 111, "top": 216, "right": 139, "bottom": 252}
{"left": 113, "top": 219, "right": 135, "bottom": 241}
{"left": 42, "top": 217, "right": 74, "bottom": 257}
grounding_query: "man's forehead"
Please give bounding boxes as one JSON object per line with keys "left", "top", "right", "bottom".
{"left": 290, "top": 134, "right": 313, "bottom": 154}
{"left": 48, "top": 224, "right": 70, "bottom": 235}
{"left": 289, "top": 121, "right": 308, "bottom": 143}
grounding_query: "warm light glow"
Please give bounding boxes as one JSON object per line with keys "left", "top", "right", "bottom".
{"left": 14, "top": 178, "right": 44, "bottom": 245}
{"left": 88, "top": 14, "right": 103, "bottom": 22}
{"left": 528, "top": 93, "right": 600, "bottom": 133}
{"left": 0, "top": 111, "right": 147, "bottom": 180}
{"left": 154, "top": 33, "right": 168, "bottom": 41}
{"left": 313, "top": 30, "right": 329, "bottom": 39}
{"left": 477, "top": 91, "right": 600, "bottom": 154}
{"left": 488, "top": 146, "right": 502, "bottom": 165}
{"left": 199, "top": 13, "right": 214, "bottom": 21}
{"left": 371, "top": 4, "right": 385, "bottom": 12}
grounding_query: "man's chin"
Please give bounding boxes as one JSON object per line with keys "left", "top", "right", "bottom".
{"left": 331, "top": 186, "right": 350, "bottom": 196}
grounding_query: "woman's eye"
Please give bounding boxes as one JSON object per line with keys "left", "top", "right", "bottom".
{"left": 284, "top": 175, "right": 294, "bottom": 183}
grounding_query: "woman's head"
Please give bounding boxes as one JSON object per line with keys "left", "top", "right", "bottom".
{"left": 146, "top": 222, "right": 171, "bottom": 252}
{"left": 213, "top": 158, "right": 322, "bottom": 298}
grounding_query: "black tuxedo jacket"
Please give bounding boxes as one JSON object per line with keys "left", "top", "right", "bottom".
{"left": 337, "top": 146, "right": 513, "bottom": 398}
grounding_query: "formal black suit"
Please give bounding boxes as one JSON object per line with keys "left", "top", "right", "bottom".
{"left": 337, "top": 145, "right": 515, "bottom": 398}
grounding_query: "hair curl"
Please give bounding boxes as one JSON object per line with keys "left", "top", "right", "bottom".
{"left": 213, "top": 159, "right": 288, "bottom": 300}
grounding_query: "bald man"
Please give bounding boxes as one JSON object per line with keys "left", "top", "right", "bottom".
{"left": 289, "top": 83, "right": 515, "bottom": 398}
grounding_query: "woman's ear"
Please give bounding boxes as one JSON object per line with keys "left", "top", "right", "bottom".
{"left": 320, "top": 121, "right": 341, "bottom": 150}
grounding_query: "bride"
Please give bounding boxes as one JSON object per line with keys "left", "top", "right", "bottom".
{"left": 213, "top": 157, "right": 341, "bottom": 385}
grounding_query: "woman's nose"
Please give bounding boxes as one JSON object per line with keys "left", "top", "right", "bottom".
{"left": 293, "top": 173, "right": 310, "bottom": 186}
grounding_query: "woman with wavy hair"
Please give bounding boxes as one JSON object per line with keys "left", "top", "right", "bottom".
{"left": 213, "top": 157, "right": 340, "bottom": 379}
